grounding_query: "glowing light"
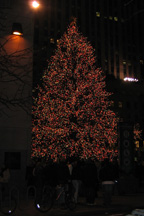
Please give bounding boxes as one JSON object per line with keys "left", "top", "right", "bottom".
{"left": 12, "top": 31, "right": 23, "bottom": 36}
{"left": 31, "top": 20, "right": 118, "bottom": 162}
{"left": 12, "top": 23, "right": 23, "bottom": 36}
{"left": 124, "top": 77, "right": 138, "bottom": 82}
{"left": 32, "top": 1, "right": 40, "bottom": 8}
{"left": 37, "top": 204, "right": 40, "bottom": 208}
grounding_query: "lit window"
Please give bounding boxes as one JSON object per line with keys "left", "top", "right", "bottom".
{"left": 114, "top": 17, "right": 118, "bottom": 21}
{"left": 57, "top": 39, "right": 60, "bottom": 44}
{"left": 123, "top": 61, "right": 126, "bottom": 64}
{"left": 96, "top": 12, "right": 100, "bottom": 17}
{"left": 109, "top": 16, "right": 113, "bottom": 20}
{"left": 135, "top": 141, "right": 139, "bottom": 148}
{"left": 118, "top": 101, "right": 122, "bottom": 108}
{"left": 50, "top": 38, "right": 55, "bottom": 44}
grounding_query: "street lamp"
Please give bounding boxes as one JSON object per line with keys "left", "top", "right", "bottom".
{"left": 32, "top": 1, "right": 40, "bottom": 9}
{"left": 12, "top": 23, "right": 23, "bottom": 36}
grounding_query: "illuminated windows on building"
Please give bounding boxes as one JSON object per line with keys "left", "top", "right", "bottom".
{"left": 135, "top": 141, "right": 139, "bottom": 148}
{"left": 114, "top": 17, "right": 118, "bottom": 21}
{"left": 50, "top": 38, "right": 55, "bottom": 44}
{"left": 96, "top": 12, "right": 100, "bottom": 17}
{"left": 56, "top": 39, "right": 60, "bottom": 44}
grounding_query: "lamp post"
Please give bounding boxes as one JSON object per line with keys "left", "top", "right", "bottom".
{"left": 11, "top": 1, "right": 40, "bottom": 36}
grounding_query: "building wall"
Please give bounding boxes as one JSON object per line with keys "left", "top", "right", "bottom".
{"left": 0, "top": 0, "right": 33, "bottom": 188}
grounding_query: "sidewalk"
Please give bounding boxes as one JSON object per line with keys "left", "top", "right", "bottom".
{"left": 10, "top": 190, "right": 144, "bottom": 216}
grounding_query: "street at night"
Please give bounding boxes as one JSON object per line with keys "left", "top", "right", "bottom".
{"left": 10, "top": 189, "right": 144, "bottom": 216}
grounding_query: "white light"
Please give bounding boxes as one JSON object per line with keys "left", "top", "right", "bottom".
{"left": 32, "top": 1, "right": 40, "bottom": 8}
{"left": 37, "top": 204, "right": 40, "bottom": 209}
{"left": 124, "top": 77, "right": 138, "bottom": 82}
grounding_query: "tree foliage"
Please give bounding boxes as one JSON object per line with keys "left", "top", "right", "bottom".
{"left": 31, "top": 20, "right": 118, "bottom": 161}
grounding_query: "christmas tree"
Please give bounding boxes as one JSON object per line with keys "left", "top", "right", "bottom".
{"left": 31, "top": 20, "right": 118, "bottom": 162}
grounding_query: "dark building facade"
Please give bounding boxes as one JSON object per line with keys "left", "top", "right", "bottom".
{"left": 33, "top": 0, "right": 144, "bottom": 83}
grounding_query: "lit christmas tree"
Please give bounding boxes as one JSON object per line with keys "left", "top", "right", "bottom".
{"left": 31, "top": 20, "right": 118, "bottom": 162}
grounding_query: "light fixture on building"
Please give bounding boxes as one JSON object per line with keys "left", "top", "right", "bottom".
{"left": 12, "top": 23, "right": 23, "bottom": 36}
{"left": 124, "top": 77, "right": 138, "bottom": 82}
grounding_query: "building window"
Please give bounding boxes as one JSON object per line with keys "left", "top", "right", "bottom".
{"left": 50, "top": 38, "right": 55, "bottom": 44}
{"left": 114, "top": 17, "right": 118, "bottom": 21}
{"left": 135, "top": 141, "right": 139, "bottom": 148}
{"left": 96, "top": 12, "right": 100, "bottom": 17}
{"left": 57, "top": 39, "right": 60, "bottom": 44}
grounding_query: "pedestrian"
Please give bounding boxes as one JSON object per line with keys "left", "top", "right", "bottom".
{"left": 83, "top": 159, "right": 98, "bottom": 205}
{"left": 99, "top": 158, "right": 116, "bottom": 207}
{"left": 33, "top": 160, "right": 46, "bottom": 203}
{"left": 71, "top": 159, "right": 82, "bottom": 204}
{"left": 0, "top": 164, "right": 10, "bottom": 199}
{"left": 94, "top": 159, "right": 101, "bottom": 197}
{"left": 56, "top": 158, "right": 70, "bottom": 207}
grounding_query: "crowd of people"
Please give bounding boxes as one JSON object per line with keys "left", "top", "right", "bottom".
{"left": 26, "top": 157, "right": 120, "bottom": 207}
{"left": 0, "top": 157, "right": 143, "bottom": 207}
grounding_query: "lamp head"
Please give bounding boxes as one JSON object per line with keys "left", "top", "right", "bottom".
{"left": 12, "top": 23, "right": 23, "bottom": 36}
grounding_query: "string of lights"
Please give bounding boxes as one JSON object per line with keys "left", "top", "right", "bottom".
{"left": 31, "top": 20, "right": 118, "bottom": 162}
